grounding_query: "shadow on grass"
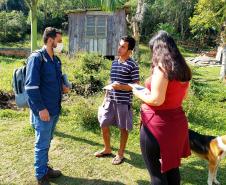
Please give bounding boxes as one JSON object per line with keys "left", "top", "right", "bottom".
{"left": 51, "top": 175, "right": 125, "bottom": 185}
{"left": 136, "top": 180, "right": 150, "bottom": 185}
{"left": 55, "top": 131, "right": 146, "bottom": 169}
{"left": 181, "top": 158, "right": 226, "bottom": 185}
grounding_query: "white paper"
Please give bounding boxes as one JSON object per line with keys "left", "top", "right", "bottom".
{"left": 128, "top": 83, "right": 145, "bottom": 90}
{"left": 103, "top": 84, "right": 114, "bottom": 90}
{"left": 103, "top": 82, "right": 120, "bottom": 90}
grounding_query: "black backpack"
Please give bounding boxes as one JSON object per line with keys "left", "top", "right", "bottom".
{"left": 12, "top": 50, "right": 46, "bottom": 108}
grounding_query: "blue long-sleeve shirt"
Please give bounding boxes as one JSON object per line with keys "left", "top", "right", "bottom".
{"left": 25, "top": 48, "right": 63, "bottom": 116}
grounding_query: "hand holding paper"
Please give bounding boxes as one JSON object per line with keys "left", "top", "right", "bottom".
{"left": 128, "top": 83, "right": 150, "bottom": 96}
{"left": 103, "top": 82, "right": 120, "bottom": 90}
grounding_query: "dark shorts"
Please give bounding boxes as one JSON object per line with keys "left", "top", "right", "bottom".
{"left": 98, "top": 100, "right": 133, "bottom": 131}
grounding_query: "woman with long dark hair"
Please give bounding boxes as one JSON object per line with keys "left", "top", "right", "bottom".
{"left": 133, "top": 30, "right": 192, "bottom": 185}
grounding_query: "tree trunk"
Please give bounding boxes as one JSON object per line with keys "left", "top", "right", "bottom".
{"left": 31, "top": 0, "right": 38, "bottom": 51}
{"left": 220, "top": 21, "right": 226, "bottom": 80}
{"left": 220, "top": 46, "right": 226, "bottom": 80}
{"left": 128, "top": 0, "right": 146, "bottom": 60}
{"left": 132, "top": 21, "right": 140, "bottom": 60}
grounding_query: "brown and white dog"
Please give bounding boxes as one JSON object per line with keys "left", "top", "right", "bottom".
{"left": 189, "top": 129, "right": 226, "bottom": 185}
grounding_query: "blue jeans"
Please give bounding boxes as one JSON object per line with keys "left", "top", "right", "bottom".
{"left": 31, "top": 112, "right": 59, "bottom": 180}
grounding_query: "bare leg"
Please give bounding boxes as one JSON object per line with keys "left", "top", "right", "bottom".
{"left": 118, "top": 128, "right": 128, "bottom": 157}
{"left": 101, "top": 126, "right": 112, "bottom": 153}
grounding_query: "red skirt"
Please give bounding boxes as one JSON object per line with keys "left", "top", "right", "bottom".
{"left": 141, "top": 104, "right": 191, "bottom": 173}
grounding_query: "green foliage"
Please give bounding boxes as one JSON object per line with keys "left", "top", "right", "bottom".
{"left": 66, "top": 96, "right": 100, "bottom": 132}
{"left": 141, "top": 0, "right": 198, "bottom": 42}
{"left": 35, "top": 0, "right": 126, "bottom": 30}
{"left": 0, "top": 0, "right": 29, "bottom": 13}
{"left": 100, "top": 0, "right": 126, "bottom": 11}
{"left": 64, "top": 53, "right": 111, "bottom": 96}
{"left": 155, "top": 23, "right": 179, "bottom": 40}
{"left": 190, "top": 0, "right": 225, "bottom": 45}
{"left": 0, "top": 10, "right": 28, "bottom": 42}
{"left": 81, "top": 53, "right": 105, "bottom": 73}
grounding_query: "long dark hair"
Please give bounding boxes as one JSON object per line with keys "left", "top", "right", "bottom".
{"left": 149, "top": 30, "right": 192, "bottom": 82}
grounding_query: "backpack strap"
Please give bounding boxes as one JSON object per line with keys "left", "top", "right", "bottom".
{"left": 25, "top": 49, "right": 47, "bottom": 65}
{"left": 33, "top": 49, "right": 47, "bottom": 63}
{"left": 13, "top": 68, "right": 19, "bottom": 94}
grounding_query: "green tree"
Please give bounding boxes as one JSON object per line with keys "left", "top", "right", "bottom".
{"left": 190, "top": 0, "right": 225, "bottom": 45}
{"left": 0, "top": 0, "right": 28, "bottom": 13}
{"left": 0, "top": 10, "right": 27, "bottom": 42}
{"left": 140, "top": 0, "right": 197, "bottom": 42}
{"left": 127, "top": 0, "right": 146, "bottom": 59}
{"left": 36, "top": 0, "right": 126, "bottom": 31}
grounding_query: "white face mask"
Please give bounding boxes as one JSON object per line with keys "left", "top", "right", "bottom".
{"left": 53, "top": 43, "right": 63, "bottom": 53}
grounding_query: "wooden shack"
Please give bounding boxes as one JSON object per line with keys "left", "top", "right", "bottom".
{"left": 68, "top": 9, "right": 127, "bottom": 57}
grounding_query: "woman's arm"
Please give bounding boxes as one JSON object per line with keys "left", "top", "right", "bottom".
{"left": 133, "top": 67, "right": 168, "bottom": 106}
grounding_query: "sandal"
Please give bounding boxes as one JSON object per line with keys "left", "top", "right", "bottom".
{"left": 94, "top": 151, "right": 112, "bottom": 158}
{"left": 112, "top": 155, "right": 124, "bottom": 165}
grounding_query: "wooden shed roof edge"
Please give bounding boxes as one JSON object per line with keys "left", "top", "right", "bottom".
{"left": 67, "top": 8, "right": 101, "bottom": 14}
{"left": 66, "top": 5, "right": 130, "bottom": 14}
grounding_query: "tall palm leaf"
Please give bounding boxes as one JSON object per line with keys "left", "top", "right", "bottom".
{"left": 101, "top": 0, "right": 126, "bottom": 11}
{"left": 77, "top": 0, "right": 126, "bottom": 11}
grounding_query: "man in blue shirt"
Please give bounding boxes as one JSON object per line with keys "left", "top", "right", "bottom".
{"left": 95, "top": 36, "right": 140, "bottom": 165}
{"left": 25, "top": 27, "right": 69, "bottom": 185}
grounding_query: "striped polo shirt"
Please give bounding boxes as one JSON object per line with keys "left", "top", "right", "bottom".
{"left": 108, "top": 58, "right": 140, "bottom": 104}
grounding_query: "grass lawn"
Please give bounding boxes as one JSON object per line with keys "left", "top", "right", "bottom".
{"left": 0, "top": 49, "right": 226, "bottom": 185}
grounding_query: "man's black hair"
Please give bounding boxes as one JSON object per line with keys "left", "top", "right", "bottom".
{"left": 43, "top": 27, "right": 62, "bottom": 44}
{"left": 121, "top": 36, "right": 136, "bottom": 51}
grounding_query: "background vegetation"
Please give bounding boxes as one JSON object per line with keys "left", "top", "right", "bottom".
{"left": 0, "top": 0, "right": 225, "bottom": 47}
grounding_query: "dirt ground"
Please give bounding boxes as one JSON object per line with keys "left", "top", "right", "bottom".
{"left": 0, "top": 91, "right": 16, "bottom": 109}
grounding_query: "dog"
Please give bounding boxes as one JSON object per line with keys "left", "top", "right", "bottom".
{"left": 189, "top": 129, "right": 226, "bottom": 185}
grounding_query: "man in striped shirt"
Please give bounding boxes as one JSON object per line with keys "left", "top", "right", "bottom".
{"left": 95, "top": 36, "right": 140, "bottom": 165}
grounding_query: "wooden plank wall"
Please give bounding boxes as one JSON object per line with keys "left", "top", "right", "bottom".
{"left": 111, "top": 9, "right": 127, "bottom": 56}
{"left": 68, "top": 12, "right": 86, "bottom": 55}
{"left": 107, "top": 15, "right": 113, "bottom": 56}
{"left": 68, "top": 14, "right": 75, "bottom": 54}
{"left": 68, "top": 9, "right": 127, "bottom": 57}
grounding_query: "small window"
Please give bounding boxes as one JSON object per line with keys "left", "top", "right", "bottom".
{"left": 86, "top": 15, "right": 107, "bottom": 38}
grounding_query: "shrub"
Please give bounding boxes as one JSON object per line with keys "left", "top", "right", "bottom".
{"left": 71, "top": 53, "right": 111, "bottom": 96}
{"left": 0, "top": 11, "right": 27, "bottom": 42}
{"left": 68, "top": 96, "right": 101, "bottom": 132}
{"left": 81, "top": 53, "right": 104, "bottom": 73}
